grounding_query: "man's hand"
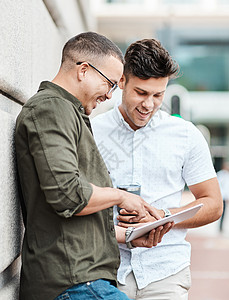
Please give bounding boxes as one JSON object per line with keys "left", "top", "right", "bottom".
{"left": 117, "top": 190, "right": 162, "bottom": 222}
{"left": 117, "top": 209, "right": 164, "bottom": 224}
{"left": 118, "top": 220, "right": 174, "bottom": 247}
{"left": 132, "top": 222, "right": 173, "bottom": 247}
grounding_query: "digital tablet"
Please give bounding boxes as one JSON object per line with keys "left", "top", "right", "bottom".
{"left": 126, "top": 203, "right": 203, "bottom": 242}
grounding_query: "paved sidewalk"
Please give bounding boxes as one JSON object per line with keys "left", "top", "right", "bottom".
{"left": 182, "top": 191, "right": 229, "bottom": 300}
{"left": 187, "top": 231, "right": 229, "bottom": 300}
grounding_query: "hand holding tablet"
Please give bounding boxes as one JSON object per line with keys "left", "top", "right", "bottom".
{"left": 126, "top": 203, "right": 203, "bottom": 242}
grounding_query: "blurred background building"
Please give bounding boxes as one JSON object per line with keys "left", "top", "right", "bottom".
{"left": 90, "top": 0, "right": 229, "bottom": 171}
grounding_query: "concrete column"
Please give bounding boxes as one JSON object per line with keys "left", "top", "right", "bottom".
{"left": 0, "top": 99, "right": 23, "bottom": 299}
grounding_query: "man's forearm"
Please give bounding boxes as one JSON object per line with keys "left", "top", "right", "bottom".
{"left": 174, "top": 178, "right": 223, "bottom": 229}
{"left": 76, "top": 184, "right": 120, "bottom": 216}
{"left": 76, "top": 184, "right": 161, "bottom": 222}
{"left": 115, "top": 225, "right": 126, "bottom": 243}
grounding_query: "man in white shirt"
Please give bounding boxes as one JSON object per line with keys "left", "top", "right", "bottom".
{"left": 91, "top": 38, "right": 223, "bottom": 300}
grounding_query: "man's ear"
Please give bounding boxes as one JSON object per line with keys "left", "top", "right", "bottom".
{"left": 118, "top": 74, "right": 126, "bottom": 90}
{"left": 77, "top": 63, "right": 89, "bottom": 81}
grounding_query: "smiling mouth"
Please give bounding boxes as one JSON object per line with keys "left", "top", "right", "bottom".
{"left": 96, "top": 97, "right": 106, "bottom": 104}
{"left": 136, "top": 107, "right": 153, "bottom": 116}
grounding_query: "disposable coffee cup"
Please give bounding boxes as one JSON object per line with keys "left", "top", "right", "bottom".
{"left": 117, "top": 184, "right": 141, "bottom": 214}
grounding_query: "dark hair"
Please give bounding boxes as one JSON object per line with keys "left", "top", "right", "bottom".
{"left": 124, "top": 39, "right": 180, "bottom": 81}
{"left": 61, "top": 31, "right": 124, "bottom": 69}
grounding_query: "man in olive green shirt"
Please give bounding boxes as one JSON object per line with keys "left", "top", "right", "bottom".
{"left": 16, "top": 32, "right": 167, "bottom": 300}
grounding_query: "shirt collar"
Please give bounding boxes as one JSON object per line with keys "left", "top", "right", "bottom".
{"left": 38, "top": 81, "right": 86, "bottom": 114}
{"left": 112, "top": 105, "right": 132, "bottom": 131}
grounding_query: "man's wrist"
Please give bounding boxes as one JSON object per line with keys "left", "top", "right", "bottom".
{"left": 115, "top": 187, "right": 124, "bottom": 207}
{"left": 125, "top": 227, "right": 136, "bottom": 249}
{"left": 162, "top": 208, "right": 172, "bottom": 218}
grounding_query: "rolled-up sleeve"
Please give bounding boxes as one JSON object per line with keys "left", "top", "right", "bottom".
{"left": 25, "top": 98, "right": 93, "bottom": 217}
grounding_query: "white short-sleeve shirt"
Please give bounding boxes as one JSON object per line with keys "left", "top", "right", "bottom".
{"left": 91, "top": 106, "right": 216, "bottom": 289}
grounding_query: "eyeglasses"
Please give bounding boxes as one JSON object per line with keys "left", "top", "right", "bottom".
{"left": 76, "top": 62, "right": 118, "bottom": 94}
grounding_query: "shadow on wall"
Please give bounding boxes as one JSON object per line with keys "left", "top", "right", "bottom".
{"left": 0, "top": 109, "right": 24, "bottom": 299}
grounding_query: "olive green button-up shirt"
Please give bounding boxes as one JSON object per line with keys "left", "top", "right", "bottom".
{"left": 15, "top": 81, "right": 120, "bottom": 300}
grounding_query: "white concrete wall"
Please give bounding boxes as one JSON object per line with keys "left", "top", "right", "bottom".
{"left": 0, "top": 0, "right": 92, "bottom": 298}
{"left": 0, "top": 104, "right": 22, "bottom": 300}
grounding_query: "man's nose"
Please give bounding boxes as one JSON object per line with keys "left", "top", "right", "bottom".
{"left": 105, "top": 91, "right": 112, "bottom": 100}
{"left": 142, "top": 96, "right": 154, "bottom": 110}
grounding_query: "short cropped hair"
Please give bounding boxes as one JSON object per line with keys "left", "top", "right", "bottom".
{"left": 124, "top": 39, "right": 180, "bottom": 81}
{"left": 61, "top": 31, "right": 124, "bottom": 70}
